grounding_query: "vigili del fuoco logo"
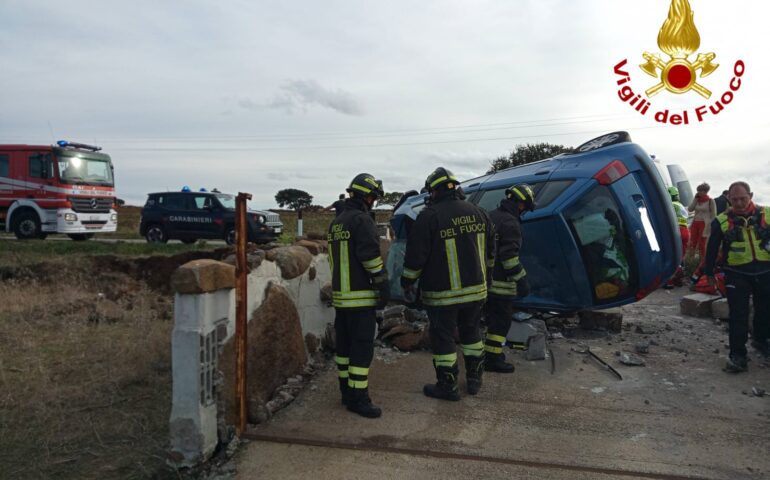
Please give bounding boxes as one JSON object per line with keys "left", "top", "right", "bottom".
{"left": 613, "top": 0, "right": 745, "bottom": 125}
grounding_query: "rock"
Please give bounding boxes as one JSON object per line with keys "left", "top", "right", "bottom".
{"left": 525, "top": 334, "right": 547, "bottom": 361}
{"left": 635, "top": 341, "right": 650, "bottom": 354}
{"left": 294, "top": 239, "right": 322, "bottom": 255}
{"left": 711, "top": 298, "right": 730, "bottom": 320}
{"left": 219, "top": 283, "right": 306, "bottom": 425}
{"left": 320, "top": 282, "right": 333, "bottom": 303}
{"left": 266, "top": 246, "right": 313, "bottom": 279}
{"left": 680, "top": 293, "right": 721, "bottom": 318}
{"left": 634, "top": 324, "right": 658, "bottom": 335}
{"left": 380, "top": 316, "right": 405, "bottom": 335}
{"left": 578, "top": 309, "right": 622, "bottom": 332}
{"left": 381, "top": 323, "right": 418, "bottom": 341}
{"left": 391, "top": 329, "right": 430, "bottom": 351}
{"left": 619, "top": 352, "right": 646, "bottom": 366}
{"left": 170, "top": 259, "right": 235, "bottom": 294}
{"left": 305, "top": 333, "right": 320, "bottom": 353}
{"left": 222, "top": 250, "right": 265, "bottom": 272}
{"left": 751, "top": 387, "right": 766, "bottom": 397}
{"left": 383, "top": 305, "right": 407, "bottom": 319}
{"left": 404, "top": 308, "right": 428, "bottom": 323}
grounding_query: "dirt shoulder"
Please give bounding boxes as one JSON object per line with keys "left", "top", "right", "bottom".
{"left": 238, "top": 288, "right": 770, "bottom": 480}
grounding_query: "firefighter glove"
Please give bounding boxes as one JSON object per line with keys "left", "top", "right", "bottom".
{"left": 372, "top": 273, "right": 390, "bottom": 309}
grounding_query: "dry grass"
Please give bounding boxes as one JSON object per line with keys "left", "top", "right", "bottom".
{"left": 0, "top": 264, "right": 177, "bottom": 479}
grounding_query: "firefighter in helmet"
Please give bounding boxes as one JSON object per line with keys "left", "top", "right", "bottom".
{"left": 401, "top": 167, "right": 495, "bottom": 400}
{"left": 703, "top": 181, "right": 770, "bottom": 372}
{"left": 328, "top": 173, "right": 389, "bottom": 418}
{"left": 484, "top": 183, "right": 535, "bottom": 372}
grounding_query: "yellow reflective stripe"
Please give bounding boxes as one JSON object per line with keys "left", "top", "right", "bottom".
{"left": 349, "top": 366, "right": 369, "bottom": 376}
{"left": 484, "top": 345, "right": 503, "bottom": 354}
{"left": 422, "top": 283, "right": 486, "bottom": 299}
{"left": 510, "top": 268, "right": 527, "bottom": 281}
{"left": 350, "top": 184, "right": 372, "bottom": 194}
{"left": 335, "top": 356, "right": 350, "bottom": 366}
{"left": 491, "top": 280, "right": 516, "bottom": 289}
{"left": 502, "top": 256, "right": 520, "bottom": 270}
{"left": 333, "top": 299, "right": 378, "bottom": 308}
{"left": 337, "top": 370, "right": 349, "bottom": 378}
{"left": 340, "top": 240, "right": 350, "bottom": 292}
{"left": 512, "top": 187, "right": 527, "bottom": 201}
{"left": 328, "top": 245, "right": 334, "bottom": 276}
{"left": 477, "top": 233, "right": 487, "bottom": 278}
{"left": 462, "top": 341, "right": 484, "bottom": 357}
{"left": 403, "top": 267, "right": 422, "bottom": 279}
{"left": 486, "top": 334, "right": 506, "bottom": 344}
{"left": 445, "top": 238, "right": 461, "bottom": 290}
{"left": 422, "top": 290, "right": 487, "bottom": 306}
{"left": 333, "top": 290, "right": 377, "bottom": 300}
{"left": 348, "top": 379, "right": 368, "bottom": 389}
{"left": 429, "top": 174, "right": 457, "bottom": 188}
{"left": 433, "top": 352, "right": 457, "bottom": 367}
{"left": 362, "top": 256, "right": 383, "bottom": 269}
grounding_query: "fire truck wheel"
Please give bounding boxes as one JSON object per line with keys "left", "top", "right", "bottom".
{"left": 145, "top": 224, "right": 168, "bottom": 244}
{"left": 225, "top": 227, "right": 236, "bottom": 246}
{"left": 13, "top": 211, "right": 42, "bottom": 240}
{"left": 68, "top": 234, "right": 94, "bottom": 241}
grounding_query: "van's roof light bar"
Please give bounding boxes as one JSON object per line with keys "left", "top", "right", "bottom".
{"left": 56, "top": 140, "right": 102, "bottom": 152}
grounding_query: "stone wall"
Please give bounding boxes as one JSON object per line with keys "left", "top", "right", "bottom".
{"left": 168, "top": 241, "right": 332, "bottom": 467}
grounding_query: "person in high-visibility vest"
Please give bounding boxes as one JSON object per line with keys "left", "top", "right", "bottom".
{"left": 703, "top": 181, "right": 770, "bottom": 372}
{"left": 401, "top": 167, "right": 495, "bottom": 400}
{"left": 664, "top": 186, "right": 690, "bottom": 289}
{"left": 328, "top": 173, "right": 389, "bottom": 417}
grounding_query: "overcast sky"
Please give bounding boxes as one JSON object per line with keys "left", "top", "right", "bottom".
{"left": 1, "top": 0, "right": 768, "bottom": 207}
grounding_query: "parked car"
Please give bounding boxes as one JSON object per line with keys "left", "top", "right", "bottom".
{"left": 387, "top": 131, "right": 681, "bottom": 312}
{"left": 139, "top": 191, "right": 282, "bottom": 244}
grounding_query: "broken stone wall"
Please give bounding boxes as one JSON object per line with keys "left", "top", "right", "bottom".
{"left": 168, "top": 243, "right": 333, "bottom": 467}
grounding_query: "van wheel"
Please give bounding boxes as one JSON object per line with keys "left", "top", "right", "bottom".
{"left": 13, "top": 211, "right": 42, "bottom": 240}
{"left": 145, "top": 225, "right": 168, "bottom": 243}
{"left": 225, "top": 227, "right": 236, "bottom": 245}
{"left": 68, "top": 234, "right": 94, "bottom": 241}
{"left": 181, "top": 238, "right": 197, "bottom": 244}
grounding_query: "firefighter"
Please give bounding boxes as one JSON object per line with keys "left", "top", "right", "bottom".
{"left": 485, "top": 183, "right": 535, "bottom": 373}
{"left": 703, "top": 181, "right": 770, "bottom": 372}
{"left": 401, "top": 167, "right": 494, "bottom": 400}
{"left": 328, "top": 173, "right": 390, "bottom": 417}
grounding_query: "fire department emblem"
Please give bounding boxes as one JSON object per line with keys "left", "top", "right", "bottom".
{"left": 639, "top": 0, "right": 718, "bottom": 98}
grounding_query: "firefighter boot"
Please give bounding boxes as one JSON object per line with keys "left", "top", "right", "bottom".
{"left": 484, "top": 352, "right": 515, "bottom": 373}
{"left": 423, "top": 365, "right": 461, "bottom": 401}
{"left": 346, "top": 388, "right": 382, "bottom": 418}
{"left": 338, "top": 378, "right": 350, "bottom": 406}
{"left": 465, "top": 354, "right": 484, "bottom": 396}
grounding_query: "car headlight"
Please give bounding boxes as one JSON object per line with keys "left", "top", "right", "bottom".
{"left": 111, "top": 214, "right": 118, "bottom": 222}
{"left": 257, "top": 215, "right": 265, "bottom": 224}
{"left": 64, "top": 213, "right": 77, "bottom": 221}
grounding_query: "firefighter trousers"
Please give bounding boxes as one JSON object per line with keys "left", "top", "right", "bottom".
{"left": 484, "top": 296, "right": 513, "bottom": 355}
{"left": 725, "top": 270, "right": 770, "bottom": 358}
{"left": 426, "top": 301, "right": 484, "bottom": 367}
{"left": 334, "top": 308, "right": 377, "bottom": 390}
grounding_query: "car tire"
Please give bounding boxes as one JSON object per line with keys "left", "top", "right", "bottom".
{"left": 145, "top": 224, "right": 168, "bottom": 244}
{"left": 181, "top": 238, "right": 197, "bottom": 244}
{"left": 225, "top": 227, "right": 236, "bottom": 246}
{"left": 68, "top": 233, "right": 94, "bottom": 241}
{"left": 13, "top": 211, "right": 42, "bottom": 240}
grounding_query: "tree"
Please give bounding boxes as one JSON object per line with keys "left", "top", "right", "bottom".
{"left": 378, "top": 191, "right": 404, "bottom": 208}
{"left": 275, "top": 189, "right": 313, "bottom": 211}
{"left": 487, "top": 143, "right": 574, "bottom": 174}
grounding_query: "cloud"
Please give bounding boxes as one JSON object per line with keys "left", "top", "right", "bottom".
{"left": 247, "top": 79, "right": 364, "bottom": 116}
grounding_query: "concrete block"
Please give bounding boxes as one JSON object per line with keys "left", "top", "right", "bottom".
{"left": 578, "top": 308, "right": 623, "bottom": 332}
{"left": 525, "top": 334, "right": 547, "bottom": 361}
{"left": 711, "top": 298, "right": 730, "bottom": 320}
{"left": 680, "top": 293, "right": 721, "bottom": 318}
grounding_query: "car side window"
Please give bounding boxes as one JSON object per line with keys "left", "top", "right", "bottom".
{"left": 0, "top": 154, "right": 8, "bottom": 177}
{"left": 162, "top": 194, "right": 188, "bottom": 210}
{"left": 28, "top": 153, "right": 54, "bottom": 179}
{"left": 192, "top": 195, "right": 212, "bottom": 210}
{"left": 474, "top": 180, "right": 573, "bottom": 212}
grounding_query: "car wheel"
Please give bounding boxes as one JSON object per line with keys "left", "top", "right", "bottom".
{"left": 225, "top": 227, "right": 236, "bottom": 245}
{"left": 145, "top": 225, "right": 168, "bottom": 243}
{"left": 13, "top": 211, "right": 42, "bottom": 240}
{"left": 181, "top": 238, "right": 197, "bottom": 244}
{"left": 68, "top": 233, "right": 94, "bottom": 241}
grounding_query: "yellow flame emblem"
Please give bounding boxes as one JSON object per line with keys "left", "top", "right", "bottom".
{"left": 639, "top": 0, "right": 718, "bottom": 98}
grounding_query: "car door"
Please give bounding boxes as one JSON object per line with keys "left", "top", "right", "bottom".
{"left": 188, "top": 194, "right": 219, "bottom": 238}
{"left": 160, "top": 193, "right": 190, "bottom": 238}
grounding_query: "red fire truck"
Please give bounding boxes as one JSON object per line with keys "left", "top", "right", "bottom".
{"left": 0, "top": 141, "right": 117, "bottom": 240}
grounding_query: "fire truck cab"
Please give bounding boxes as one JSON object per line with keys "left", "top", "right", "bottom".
{"left": 0, "top": 141, "right": 117, "bottom": 240}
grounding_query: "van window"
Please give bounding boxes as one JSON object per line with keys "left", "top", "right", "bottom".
{"left": 475, "top": 180, "right": 573, "bottom": 212}
{"left": 564, "top": 185, "right": 637, "bottom": 304}
{"left": 29, "top": 153, "right": 54, "bottom": 179}
{"left": 0, "top": 154, "right": 8, "bottom": 177}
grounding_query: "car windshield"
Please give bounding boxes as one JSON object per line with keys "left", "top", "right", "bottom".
{"left": 57, "top": 153, "right": 114, "bottom": 186}
{"left": 215, "top": 194, "right": 236, "bottom": 209}
{"left": 564, "top": 185, "right": 637, "bottom": 304}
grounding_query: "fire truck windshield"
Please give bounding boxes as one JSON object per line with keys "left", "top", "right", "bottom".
{"left": 57, "top": 152, "right": 114, "bottom": 186}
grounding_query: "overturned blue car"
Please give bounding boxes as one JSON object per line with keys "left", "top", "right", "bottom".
{"left": 387, "top": 132, "right": 681, "bottom": 312}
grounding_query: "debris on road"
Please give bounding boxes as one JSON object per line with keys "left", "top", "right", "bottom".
{"left": 751, "top": 387, "right": 766, "bottom": 398}
{"left": 620, "top": 352, "right": 646, "bottom": 366}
